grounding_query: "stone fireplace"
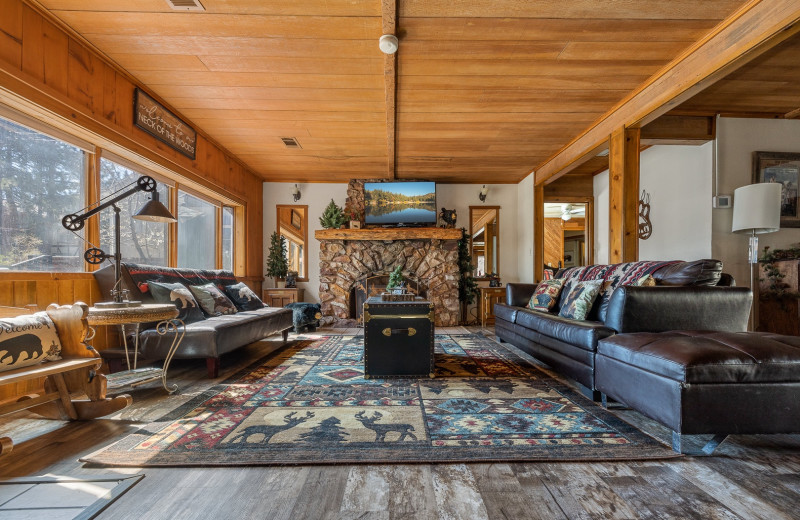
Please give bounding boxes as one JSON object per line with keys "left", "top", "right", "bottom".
{"left": 317, "top": 234, "right": 460, "bottom": 327}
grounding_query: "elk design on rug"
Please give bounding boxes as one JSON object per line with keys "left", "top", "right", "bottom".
{"left": 355, "top": 411, "right": 417, "bottom": 442}
{"left": 227, "top": 411, "right": 315, "bottom": 445}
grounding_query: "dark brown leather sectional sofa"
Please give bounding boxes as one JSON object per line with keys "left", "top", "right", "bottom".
{"left": 94, "top": 263, "right": 292, "bottom": 378}
{"left": 494, "top": 260, "right": 753, "bottom": 399}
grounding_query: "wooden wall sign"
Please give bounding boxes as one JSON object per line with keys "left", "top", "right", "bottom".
{"left": 133, "top": 88, "right": 196, "bottom": 160}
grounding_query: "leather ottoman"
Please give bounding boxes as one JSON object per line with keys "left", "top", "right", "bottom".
{"left": 595, "top": 330, "right": 800, "bottom": 454}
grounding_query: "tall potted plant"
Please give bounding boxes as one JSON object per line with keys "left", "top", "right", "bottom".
{"left": 457, "top": 228, "right": 479, "bottom": 325}
{"left": 265, "top": 231, "right": 289, "bottom": 286}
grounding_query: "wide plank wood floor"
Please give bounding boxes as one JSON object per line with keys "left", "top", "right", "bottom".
{"left": 1, "top": 327, "right": 799, "bottom": 519}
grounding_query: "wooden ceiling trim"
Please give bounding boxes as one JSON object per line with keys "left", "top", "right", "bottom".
{"left": 382, "top": 0, "right": 396, "bottom": 179}
{"left": 400, "top": 0, "right": 744, "bottom": 19}
{"left": 534, "top": 0, "right": 800, "bottom": 186}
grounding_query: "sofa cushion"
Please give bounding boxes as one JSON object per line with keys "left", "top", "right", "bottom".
{"left": 224, "top": 282, "right": 265, "bottom": 311}
{"left": 651, "top": 259, "right": 722, "bottom": 286}
{"left": 0, "top": 313, "right": 62, "bottom": 372}
{"left": 121, "top": 263, "right": 239, "bottom": 302}
{"left": 594, "top": 260, "right": 682, "bottom": 322}
{"left": 598, "top": 331, "right": 800, "bottom": 384}
{"left": 189, "top": 283, "right": 238, "bottom": 317}
{"left": 514, "top": 308, "right": 614, "bottom": 352}
{"left": 559, "top": 280, "right": 603, "bottom": 320}
{"left": 527, "top": 279, "right": 563, "bottom": 312}
{"left": 148, "top": 281, "right": 205, "bottom": 323}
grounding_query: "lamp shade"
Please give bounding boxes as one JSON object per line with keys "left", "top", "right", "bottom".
{"left": 133, "top": 191, "right": 177, "bottom": 223}
{"left": 731, "top": 183, "right": 781, "bottom": 234}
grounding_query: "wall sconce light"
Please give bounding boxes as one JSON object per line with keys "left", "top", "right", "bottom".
{"left": 292, "top": 184, "right": 301, "bottom": 202}
{"left": 478, "top": 185, "right": 488, "bottom": 202}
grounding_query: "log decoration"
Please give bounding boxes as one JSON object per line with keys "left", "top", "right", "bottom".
{"left": 639, "top": 190, "right": 653, "bottom": 240}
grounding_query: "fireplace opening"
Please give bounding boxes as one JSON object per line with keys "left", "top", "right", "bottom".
{"left": 350, "top": 274, "right": 427, "bottom": 322}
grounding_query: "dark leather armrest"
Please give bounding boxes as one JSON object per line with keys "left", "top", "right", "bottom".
{"left": 506, "top": 283, "right": 538, "bottom": 307}
{"left": 604, "top": 286, "right": 752, "bottom": 333}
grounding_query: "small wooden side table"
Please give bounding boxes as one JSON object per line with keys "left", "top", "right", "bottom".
{"left": 87, "top": 303, "right": 184, "bottom": 393}
{"left": 263, "top": 288, "right": 304, "bottom": 307}
{"left": 480, "top": 287, "right": 507, "bottom": 328}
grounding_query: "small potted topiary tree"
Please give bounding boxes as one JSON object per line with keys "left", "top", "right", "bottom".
{"left": 320, "top": 199, "right": 347, "bottom": 229}
{"left": 265, "top": 231, "right": 289, "bottom": 286}
{"left": 386, "top": 265, "right": 406, "bottom": 294}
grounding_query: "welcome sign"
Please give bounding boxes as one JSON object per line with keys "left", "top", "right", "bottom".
{"left": 134, "top": 88, "right": 197, "bottom": 160}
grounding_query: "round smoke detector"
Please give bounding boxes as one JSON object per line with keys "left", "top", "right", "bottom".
{"left": 379, "top": 34, "right": 399, "bottom": 54}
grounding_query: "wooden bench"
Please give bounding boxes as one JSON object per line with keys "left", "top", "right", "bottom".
{"left": 0, "top": 302, "right": 132, "bottom": 456}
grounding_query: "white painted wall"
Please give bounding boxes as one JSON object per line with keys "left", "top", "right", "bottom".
{"left": 517, "top": 173, "right": 534, "bottom": 283}
{"left": 593, "top": 169, "right": 610, "bottom": 264}
{"left": 713, "top": 117, "right": 800, "bottom": 287}
{"left": 263, "top": 182, "right": 522, "bottom": 303}
{"left": 593, "top": 144, "right": 713, "bottom": 265}
{"left": 639, "top": 144, "right": 713, "bottom": 261}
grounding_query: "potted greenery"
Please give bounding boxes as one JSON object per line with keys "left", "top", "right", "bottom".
{"left": 382, "top": 265, "right": 414, "bottom": 301}
{"left": 457, "top": 228, "right": 479, "bottom": 324}
{"left": 265, "top": 231, "right": 288, "bottom": 286}
{"left": 320, "top": 199, "right": 347, "bottom": 229}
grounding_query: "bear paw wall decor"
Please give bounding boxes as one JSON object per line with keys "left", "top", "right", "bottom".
{"left": 439, "top": 208, "right": 457, "bottom": 228}
{"left": 639, "top": 190, "right": 652, "bottom": 240}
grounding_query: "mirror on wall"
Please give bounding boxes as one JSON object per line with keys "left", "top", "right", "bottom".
{"left": 543, "top": 202, "right": 588, "bottom": 275}
{"left": 469, "top": 206, "right": 500, "bottom": 279}
{"left": 276, "top": 205, "right": 308, "bottom": 281}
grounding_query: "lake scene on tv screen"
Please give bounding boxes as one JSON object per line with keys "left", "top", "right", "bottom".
{"left": 364, "top": 182, "right": 436, "bottom": 224}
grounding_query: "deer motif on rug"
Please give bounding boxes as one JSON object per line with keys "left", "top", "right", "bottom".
{"left": 227, "top": 411, "right": 315, "bottom": 444}
{"left": 354, "top": 411, "right": 417, "bottom": 442}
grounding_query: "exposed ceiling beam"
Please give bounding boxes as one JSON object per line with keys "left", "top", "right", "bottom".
{"left": 785, "top": 107, "right": 800, "bottom": 119}
{"left": 534, "top": 0, "right": 800, "bottom": 186}
{"left": 382, "top": 0, "right": 397, "bottom": 179}
{"left": 640, "top": 115, "right": 715, "bottom": 145}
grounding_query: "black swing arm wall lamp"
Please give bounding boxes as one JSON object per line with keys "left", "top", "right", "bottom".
{"left": 61, "top": 175, "right": 176, "bottom": 307}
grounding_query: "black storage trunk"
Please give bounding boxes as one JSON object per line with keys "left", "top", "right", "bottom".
{"left": 363, "top": 297, "right": 435, "bottom": 378}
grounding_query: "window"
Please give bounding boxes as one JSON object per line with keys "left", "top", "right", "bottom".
{"left": 222, "top": 206, "right": 234, "bottom": 271}
{"left": 177, "top": 190, "right": 216, "bottom": 269}
{"left": 0, "top": 117, "right": 85, "bottom": 271}
{"left": 100, "top": 158, "right": 169, "bottom": 266}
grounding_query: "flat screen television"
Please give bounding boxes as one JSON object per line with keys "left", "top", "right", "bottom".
{"left": 364, "top": 181, "right": 437, "bottom": 226}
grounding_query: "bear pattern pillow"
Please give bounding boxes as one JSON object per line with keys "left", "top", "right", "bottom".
{"left": 224, "top": 282, "right": 265, "bottom": 311}
{"left": 558, "top": 280, "right": 604, "bottom": 321}
{"left": 527, "top": 279, "right": 564, "bottom": 312}
{"left": 189, "top": 283, "right": 238, "bottom": 317}
{"left": 0, "top": 312, "right": 62, "bottom": 372}
{"left": 148, "top": 281, "right": 205, "bottom": 323}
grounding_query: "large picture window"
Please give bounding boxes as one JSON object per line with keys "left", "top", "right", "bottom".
{"left": 177, "top": 190, "right": 216, "bottom": 269}
{"left": 0, "top": 117, "right": 85, "bottom": 271}
{"left": 222, "top": 206, "right": 234, "bottom": 271}
{"left": 100, "top": 158, "right": 169, "bottom": 267}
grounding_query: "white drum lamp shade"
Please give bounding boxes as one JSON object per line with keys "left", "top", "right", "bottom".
{"left": 732, "top": 183, "right": 781, "bottom": 235}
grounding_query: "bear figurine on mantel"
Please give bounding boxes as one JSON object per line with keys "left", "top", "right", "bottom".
{"left": 439, "top": 208, "right": 457, "bottom": 228}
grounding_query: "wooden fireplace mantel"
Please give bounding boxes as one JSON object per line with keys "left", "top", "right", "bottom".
{"left": 315, "top": 227, "right": 461, "bottom": 241}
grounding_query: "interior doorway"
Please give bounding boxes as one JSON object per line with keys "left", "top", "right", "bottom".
{"left": 542, "top": 202, "right": 592, "bottom": 275}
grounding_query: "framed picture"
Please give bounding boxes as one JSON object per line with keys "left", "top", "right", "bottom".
{"left": 753, "top": 151, "right": 800, "bottom": 227}
{"left": 291, "top": 210, "right": 302, "bottom": 229}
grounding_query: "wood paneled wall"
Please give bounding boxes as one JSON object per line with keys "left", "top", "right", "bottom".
{"left": 0, "top": 0, "right": 263, "bottom": 282}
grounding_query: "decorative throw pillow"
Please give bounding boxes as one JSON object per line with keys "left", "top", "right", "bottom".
{"left": 0, "top": 312, "right": 62, "bottom": 373}
{"left": 634, "top": 274, "right": 657, "bottom": 287}
{"left": 558, "top": 280, "right": 604, "bottom": 321}
{"left": 189, "top": 283, "right": 238, "bottom": 317}
{"left": 527, "top": 279, "right": 564, "bottom": 312}
{"left": 224, "top": 282, "right": 266, "bottom": 311}
{"left": 148, "top": 281, "right": 205, "bottom": 323}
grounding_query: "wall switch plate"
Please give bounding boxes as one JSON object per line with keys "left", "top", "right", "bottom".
{"left": 713, "top": 195, "right": 732, "bottom": 208}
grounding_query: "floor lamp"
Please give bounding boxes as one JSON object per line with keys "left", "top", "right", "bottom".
{"left": 731, "top": 182, "right": 781, "bottom": 330}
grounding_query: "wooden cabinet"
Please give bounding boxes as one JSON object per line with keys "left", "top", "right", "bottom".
{"left": 479, "top": 287, "right": 506, "bottom": 328}
{"left": 262, "top": 288, "right": 304, "bottom": 307}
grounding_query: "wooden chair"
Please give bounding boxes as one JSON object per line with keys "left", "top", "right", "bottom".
{"left": 0, "top": 302, "right": 132, "bottom": 456}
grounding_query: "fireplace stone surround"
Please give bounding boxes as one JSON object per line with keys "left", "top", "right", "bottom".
{"left": 318, "top": 237, "right": 460, "bottom": 327}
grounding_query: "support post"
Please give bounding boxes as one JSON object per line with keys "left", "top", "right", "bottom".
{"left": 534, "top": 183, "right": 544, "bottom": 282}
{"left": 608, "top": 127, "right": 640, "bottom": 263}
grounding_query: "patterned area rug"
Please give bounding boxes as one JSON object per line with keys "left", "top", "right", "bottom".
{"left": 83, "top": 334, "right": 676, "bottom": 466}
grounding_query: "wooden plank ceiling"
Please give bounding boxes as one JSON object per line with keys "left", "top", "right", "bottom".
{"left": 36, "top": 0, "right": 746, "bottom": 183}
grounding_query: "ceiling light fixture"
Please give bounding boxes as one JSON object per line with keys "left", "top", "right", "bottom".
{"left": 379, "top": 34, "right": 399, "bottom": 54}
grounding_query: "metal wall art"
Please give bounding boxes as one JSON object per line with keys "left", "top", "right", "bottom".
{"left": 638, "top": 190, "right": 652, "bottom": 240}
